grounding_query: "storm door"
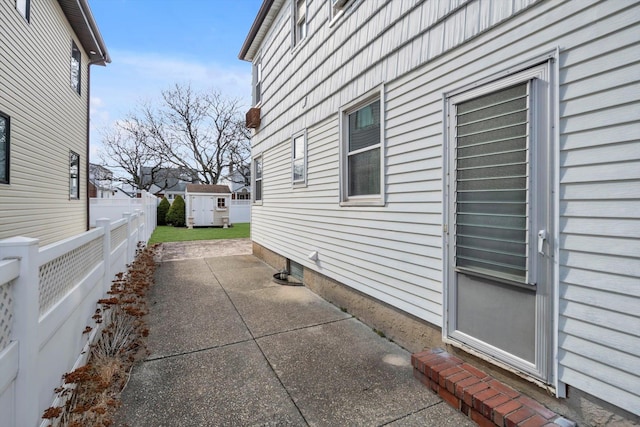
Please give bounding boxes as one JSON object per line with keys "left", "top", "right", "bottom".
{"left": 444, "top": 63, "right": 554, "bottom": 382}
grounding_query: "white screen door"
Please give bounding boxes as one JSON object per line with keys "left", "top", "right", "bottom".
{"left": 445, "top": 62, "right": 554, "bottom": 382}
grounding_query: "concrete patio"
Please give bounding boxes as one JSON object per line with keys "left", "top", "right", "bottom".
{"left": 115, "top": 240, "right": 476, "bottom": 426}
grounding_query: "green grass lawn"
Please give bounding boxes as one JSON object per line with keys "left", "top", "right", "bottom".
{"left": 148, "top": 223, "right": 250, "bottom": 244}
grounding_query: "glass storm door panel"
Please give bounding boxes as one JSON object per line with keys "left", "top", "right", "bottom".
{"left": 446, "top": 63, "right": 553, "bottom": 382}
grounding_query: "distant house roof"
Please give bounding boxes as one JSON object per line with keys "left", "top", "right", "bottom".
{"left": 58, "top": 0, "right": 111, "bottom": 65}
{"left": 141, "top": 167, "right": 199, "bottom": 194}
{"left": 186, "top": 184, "right": 231, "bottom": 194}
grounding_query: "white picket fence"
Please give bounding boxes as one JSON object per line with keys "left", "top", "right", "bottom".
{"left": 0, "top": 212, "right": 152, "bottom": 427}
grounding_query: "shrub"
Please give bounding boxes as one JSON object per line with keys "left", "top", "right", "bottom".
{"left": 157, "top": 197, "right": 170, "bottom": 226}
{"left": 166, "top": 195, "right": 186, "bottom": 227}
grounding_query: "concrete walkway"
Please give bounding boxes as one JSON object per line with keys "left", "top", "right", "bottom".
{"left": 115, "top": 241, "right": 475, "bottom": 426}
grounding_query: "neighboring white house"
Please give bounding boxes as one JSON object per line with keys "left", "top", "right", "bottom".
{"left": 0, "top": 0, "right": 110, "bottom": 245}
{"left": 185, "top": 184, "right": 232, "bottom": 227}
{"left": 89, "top": 163, "right": 116, "bottom": 199}
{"left": 219, "top": 163, "right": 252, "bottom": 200}
{"left": 140, "top": 166, "right": 199, "bottom": 201}
{"left": 239, "top": 0, "right": 639, "bottom": 424}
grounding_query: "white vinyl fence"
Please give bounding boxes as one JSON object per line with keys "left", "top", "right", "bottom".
{"left": 230, "top": 199, "right": 251, "bottom": 223}
{"left": 90, "top": 191, "right": 158, "bottom": 233}
{"left": 0, "top": 212, "right": 151, "bottom": 427}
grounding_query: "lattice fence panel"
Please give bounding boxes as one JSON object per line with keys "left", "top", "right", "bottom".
{"left": 0, "top": 281, "right": 13, "bottom": 352}
{"left": 39, "top": 237, "right": 104, "bottom": 315}
{"left": 111, "top": 224, "right": 127, "bottom": 251}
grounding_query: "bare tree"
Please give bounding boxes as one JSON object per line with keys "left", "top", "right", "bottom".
{"left": 98, "top": 117, "right": 166, "bottom": 191}
{"left": 138, "top": 83, "right": 250, "bottom": 185}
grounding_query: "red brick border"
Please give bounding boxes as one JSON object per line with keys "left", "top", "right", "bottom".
{"left": 411, "top": 348, "right": 575, "bottom": 427}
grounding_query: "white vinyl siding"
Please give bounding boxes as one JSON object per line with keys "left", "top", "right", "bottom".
{"left": 0, "top": 0, "right": 90, "bottom": 245}
{"left": 250, "top": 0, "right": 640, "bottom": 414}
{"left": 554, "top": 1, "right": 640, "bottom": 413}
{"left": 251, "top": 0, "right": 541, "bottom": 329}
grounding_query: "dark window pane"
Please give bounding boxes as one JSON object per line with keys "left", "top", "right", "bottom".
{"left": 0, "top": 114, "right": 7, "bottom": 183}
{"left": 348, "top": 148, "right": 380, "bottom": 196}
{"left": 255, "top": 180, "right": 262, "bottom": 201}
{"left": 348, "top": 100, "right": 380, "bottom": 152}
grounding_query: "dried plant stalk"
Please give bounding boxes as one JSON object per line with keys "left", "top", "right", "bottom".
{"left": 43, "top": 243, "right": 159, "bottom": 427}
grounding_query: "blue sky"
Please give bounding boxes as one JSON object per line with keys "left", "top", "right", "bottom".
{"left": 88, "top": 0, "right": 263, "bottom": 162}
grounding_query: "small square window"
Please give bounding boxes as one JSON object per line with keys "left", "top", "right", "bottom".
{"left": 16, "top": 0, "right": 30, "bottom": 22}
{"left": 69, "top": 151, "right": 80, "bottom": 199}
{"left": 217, "top": 197, "right": 226, "bottom": 209}
{"left": 340, "top": 88, "right": 384, "bottom": 206}
{"left": 0, "top": 112, "right": 9, "bottom": 184}
{"left": 70, "top": 41, "right": 81, "bottom": 95}
{"left": 254, "top": 156, "right": 263, "bottom": 202}
{"left": 292, "top": 131, "right": 307, "bottom": 185}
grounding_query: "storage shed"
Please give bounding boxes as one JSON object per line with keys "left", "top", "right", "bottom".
{"left": 185, "top": 184, "right": 231, "bottom": 228}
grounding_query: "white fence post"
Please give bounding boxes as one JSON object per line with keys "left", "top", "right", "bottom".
{"left": 0, "top": 237, "right": 40, "bottom": 427}
{"left": 134, "top": 209, "right": 143, "bottom": 245}
{"left": 96, "top": 218, "right": 112, "bottom": 294}
{"left": 123, "top": 212, "right": 132, "bottom": 262}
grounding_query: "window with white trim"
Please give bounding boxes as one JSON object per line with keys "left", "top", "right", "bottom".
{"left": 340, "top": 89, "right": 384, "bottom": 205}
{"left": 292, "top": 131, "right": 306, "bottom": 185}
{"left": 293, "top": 0, "right": 307, "bottom": 46}
{"left": 70, "top": 41, "right": 81, "bottom": 95}
{"left": 217, "top": 197, "right": 226, "bottom": 209}
{"left": 69, "top": 151, "right": 80, "bottom": 199}
{"left": 0, "top": 112, "right": 9, "bottom": 184}
{"left": 16, "top": 0, "right": 30, "bottom": 21}
{"left": 330, "top": 0, "right": 352, "bottom": 22}
{"left": 253, "top": 56, "right": 262, "bottom": 106}
{"left": 253, "top": 156, "right": 263, "bottom": 202}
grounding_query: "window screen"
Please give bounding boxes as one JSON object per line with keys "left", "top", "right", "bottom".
{"left": 454, "top": 82, "right": 529, "bottom": 283}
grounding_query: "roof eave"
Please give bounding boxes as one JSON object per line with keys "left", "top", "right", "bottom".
{"left": 238, "top": 0, "right": 284, "bottom": 62}
{"left": 58, "top": 0, "right": 111, "bottom": 66}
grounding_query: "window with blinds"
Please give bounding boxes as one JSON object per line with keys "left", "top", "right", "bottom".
{"left": 454, "top": 82, "right": 530, "bottom": 284}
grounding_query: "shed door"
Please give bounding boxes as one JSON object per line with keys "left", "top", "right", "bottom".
{"left": 445, "top": 63, "right": 554, "bottom": 382}
{"left": 191, "top": 196, "right": 215, "bottom": 226}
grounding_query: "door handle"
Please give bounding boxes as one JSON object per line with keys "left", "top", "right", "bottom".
{"left": 538, "top": 230, "right": 547, "bottom": 255}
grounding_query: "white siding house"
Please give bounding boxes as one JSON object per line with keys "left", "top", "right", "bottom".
{"left": 240, "top": 0, "right": 639, "bottom": 424}
{"left": 0, "top": 0, "right": 110, "bottom": 245}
